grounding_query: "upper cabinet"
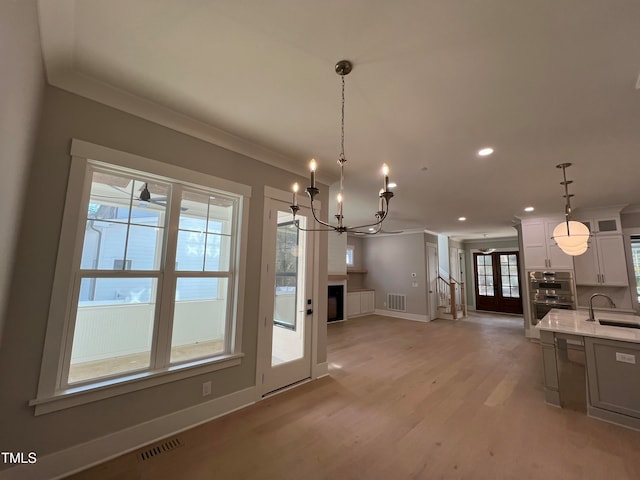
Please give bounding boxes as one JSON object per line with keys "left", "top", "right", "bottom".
{"left": 521, "top": 218, "right": 574, "bottom": 270}
{"left": 573, "top": 209, "right": 628, "bottom": 286}
{"left": 579, "top": 217, "right": 622, "bottom": 236}
{"left": 573, "top": 235, "right": 628, "bottom": 286}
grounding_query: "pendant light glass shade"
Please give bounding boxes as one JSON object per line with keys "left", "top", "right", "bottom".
{"left": 552, "top": 221, "right": 590, "bottom": 250}
{"left": 556, "top": 240, "right": 589, "bottom": 256}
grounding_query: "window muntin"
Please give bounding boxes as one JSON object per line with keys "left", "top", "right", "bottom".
{"left": 476, "top": 254, "right": 494, "bottom": 296}
{"left": 63, "top": 163, "right": 241, "bottom": 387}
{"left": 499, "top": 254, "right": 520, "bottom": 298}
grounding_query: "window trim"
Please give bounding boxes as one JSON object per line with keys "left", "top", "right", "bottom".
{"left": 31, "top": 139, "right": 251, "bottom": 415}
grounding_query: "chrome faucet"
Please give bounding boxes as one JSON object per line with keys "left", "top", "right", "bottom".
{"left": 588, "top": 293, "right": 616, "bottom": 322}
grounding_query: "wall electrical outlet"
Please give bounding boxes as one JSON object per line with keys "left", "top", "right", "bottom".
{"left": 202, "top": 380, "right": 212, "bottom": 397}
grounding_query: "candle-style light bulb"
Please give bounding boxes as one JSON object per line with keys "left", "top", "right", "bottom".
{"left": 337, "top": 193, "right": 343, "bottom": 217}
{"left": 309, "top": 159, "right": 317, "bottom": 188}
{"left": 292, "top": 182, "right": 299, "bottom": 206}
{"left": 382, "top": 163, "right": 390, "bottom": 192}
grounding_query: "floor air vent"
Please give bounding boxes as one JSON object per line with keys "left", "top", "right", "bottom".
{"left": 138, "top": 437, "right": 182, "bottom": 462}
{"left": 387, "top": 293, "right": 406, "bottom": 312}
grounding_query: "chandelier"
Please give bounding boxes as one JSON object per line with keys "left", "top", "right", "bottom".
{"left": 290, "top": 60, "right": 394, "bottom": 234}
{"left": 551, "top": 163, "right": 590, "bottom": 255}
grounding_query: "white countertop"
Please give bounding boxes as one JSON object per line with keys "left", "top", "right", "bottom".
{"left": 536, "top": 309, "right": 640, "bottom": 343}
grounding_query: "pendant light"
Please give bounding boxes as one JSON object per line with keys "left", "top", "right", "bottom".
{"left": 290, "top": 60, "right": 394, "bottom": 234}
{"left": 551, "top": 163, "right": 589, "bottom": 255}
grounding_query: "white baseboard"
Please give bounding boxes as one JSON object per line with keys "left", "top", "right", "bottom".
{"left": 313, "top": 361, "right": 329, "bottom": 378}
{"left": 373, "top": 309, "right": 430, "bottom": 323}
{"left": 0, "top": 387, "right": 256, "bottom": 480}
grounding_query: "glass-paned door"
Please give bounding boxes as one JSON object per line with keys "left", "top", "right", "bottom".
{"left": 259, "top": 198, "right": 314, "bottom": 395}
{"left": 474, "top": 251, "right": 523, "bottom": 314}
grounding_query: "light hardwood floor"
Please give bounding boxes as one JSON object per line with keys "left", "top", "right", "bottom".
{"left": 66, "top": 312, "right": 640, "bottom": 480}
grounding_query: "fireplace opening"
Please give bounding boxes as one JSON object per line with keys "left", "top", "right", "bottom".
{"left": 328, "top": 285, "right": 344, "bottom": 322}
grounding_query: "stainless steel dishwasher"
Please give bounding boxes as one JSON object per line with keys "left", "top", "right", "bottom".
{"left": 555, "top": 333, "right": 587, "bottom": 412}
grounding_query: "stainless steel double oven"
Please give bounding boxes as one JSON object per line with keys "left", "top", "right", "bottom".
{"left": 528, "top": 271, "right": 576, "bottom": 325}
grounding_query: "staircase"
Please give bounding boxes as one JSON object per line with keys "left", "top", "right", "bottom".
{"left": 436, "top": 276, "right": 467, "bottom": 320}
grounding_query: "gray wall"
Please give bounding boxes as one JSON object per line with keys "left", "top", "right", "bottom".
{"left": 363, "top": 233, "right": 427, "bottom": 316}
{"left": 622, "top": 212, "right": 640, "bottom": 229}
{"left": 0, "top": 85, "right": 328, "bottom": 461}
{"left": 0, "top": 0, "right": 45, "bottom": 339}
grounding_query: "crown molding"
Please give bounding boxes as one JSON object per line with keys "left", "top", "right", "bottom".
{"left": 37, "top": 0, "right": 333, "bottom": 185}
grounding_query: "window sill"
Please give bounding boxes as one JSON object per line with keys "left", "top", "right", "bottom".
{"left": 29, "top": 353, "right": 244, "bottom": 416}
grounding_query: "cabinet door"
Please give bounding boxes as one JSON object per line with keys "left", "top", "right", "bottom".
{"left": 597, "top": 236, "right": 628, "bottom": 286}
{"left": 347, "top": 292, "right": 361, "bottom": 317}
{"left": 548, "top": 243, "right": 574, "bottom": 270}
{"left": 361, "top": 291, "right": 375, "bottom": 314}
{"left": 573, "top": 242, "right": 599, "bottom": 285}
{"left": 522, "top": 222, "right": 548, "bottom": 269}
{"left": 595, "top": 218, "right": 621, "bottom": 235}
{"left": 585, "top": 337, "right": 640, "bottom": 419}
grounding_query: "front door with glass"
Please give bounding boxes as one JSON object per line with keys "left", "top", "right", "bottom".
{"left": 474, "top": 251, "right": 523, "bottom": 314}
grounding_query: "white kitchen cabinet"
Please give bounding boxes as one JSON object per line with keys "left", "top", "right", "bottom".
{"left": 579, "top": 217, "right": 622, "bottom": 236}
{"left": 521, "top": 219, "right": 574, "bottom": 270}
{"left": 346, "top": 290, "right": 375, "bottom": 317}
{"left": 573, "top": 235, "right": 628, "bottom": 286}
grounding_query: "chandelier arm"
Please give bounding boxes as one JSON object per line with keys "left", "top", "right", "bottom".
{"left": 348, "top": 223, "right": 383, "bottom": 235}
{"left": 345, "top": 212, "right": 387, "bottom": 231}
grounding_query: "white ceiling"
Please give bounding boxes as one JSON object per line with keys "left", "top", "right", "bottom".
{"left": 38, "top": 0, "right": 640, "bottom": 239}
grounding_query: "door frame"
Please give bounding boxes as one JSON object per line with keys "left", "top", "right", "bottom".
{"left": 426, "top": 242, "right": 438, "bottom": 321}
{"left": 473, "top": 250, "right": 523, "bottom": 314}
{"left": 256, "top": 186, "right": 321, "bottom": 397}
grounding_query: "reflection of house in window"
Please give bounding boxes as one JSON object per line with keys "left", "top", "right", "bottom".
{"left": 113, "top": 259, "right": 132, "bottom": 270}
{"left": 274, "top": 221, "right": 299, "bottom": 330}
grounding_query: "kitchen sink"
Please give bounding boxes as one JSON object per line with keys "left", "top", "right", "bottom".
{"left": 598, "top": 319, "right": 640, "bottom": 329}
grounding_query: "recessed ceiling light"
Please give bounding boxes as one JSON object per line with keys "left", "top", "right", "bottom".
{"left": 478, "top": 147, "right": 494, "bottom": 157}
{"left": 388, "top": 182, "right": 397, "bottom": 188}
{"left": 524, "top": 206, "right": 535, "bottom": 212}
{"left": 458, "top": 217, "right": 466, "bottom": 221}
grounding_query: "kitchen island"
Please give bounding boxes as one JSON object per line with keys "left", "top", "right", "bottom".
{"left": 537, "top": 308, "right": 640, "bottom": 430}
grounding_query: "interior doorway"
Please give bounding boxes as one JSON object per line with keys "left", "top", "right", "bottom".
{"left": 474, "top": 251, "right": 523, "bottom": 314}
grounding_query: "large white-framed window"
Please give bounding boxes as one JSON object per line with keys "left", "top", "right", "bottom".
{"left": 31, "top": 140, "right": 250, "bottom": 415}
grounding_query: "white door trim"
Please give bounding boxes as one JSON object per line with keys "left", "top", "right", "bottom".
{"left": 256, "top": 187, "right": 320, "bottom": 398}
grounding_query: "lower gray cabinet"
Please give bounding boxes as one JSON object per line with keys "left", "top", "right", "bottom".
{"left": 585, "top": 337, "right": 640, "bottom": 419}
